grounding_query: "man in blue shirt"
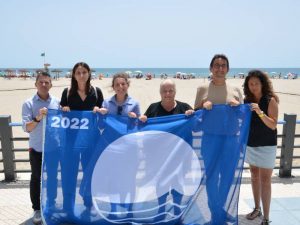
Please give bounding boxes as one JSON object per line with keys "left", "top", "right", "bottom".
{"left": 22, "top": 71, "right": 60, "bottom": 224}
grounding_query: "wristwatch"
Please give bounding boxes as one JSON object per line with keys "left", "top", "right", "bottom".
{"left": 33, "top": 117, "right": 41, "bottom": 123}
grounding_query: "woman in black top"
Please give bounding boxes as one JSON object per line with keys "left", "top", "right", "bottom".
{"left": 60, "top": 62, "right": 103, "bottom": 111}
{"left": 60, "top": 62, "right": 104, "bottom": 218}
{"left": 243, "top": 70, "right": 279, "bottom": 225}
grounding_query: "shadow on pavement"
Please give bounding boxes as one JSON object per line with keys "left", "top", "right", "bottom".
{"left": 0, "top": 180, "right": 29, "bottom": 189}
{"left": 19, "top": 218, "right": 34, "bottom": 225}
{"left": 239, "top": 214, "right": 263, "bottom": 225}
{"left": 242, "top": 175, "right": 300, "bottom": 185}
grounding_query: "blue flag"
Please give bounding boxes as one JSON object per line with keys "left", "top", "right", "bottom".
{"left": 41, "top": 104, "right": 251, "bottom": 225}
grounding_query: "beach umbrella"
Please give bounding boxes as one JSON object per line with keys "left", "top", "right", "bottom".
{"left": 4, "top": 69, "right": 16, "bottom": 79}
{"left": 124, "top": 71, "right": 132, "bottom": 78}
{"left": 134, "top": 70, "right": 143, "bottom": 74}
{"left": 238, "top": 72, "right": 245, "bottom": 78}
{"left": 65, "top": 71, "right": 72, "bottom": 78}
{"left": 51, "top": 69, "right": 62, "bottom": 80}
{"left": 18, "top": 69, "right": 31, "bottom": 79}
{"left": 270, "top": 72, "right": 278, "bottom": 78}
{"left": 35, "top": 69, "right": 44, "bottom": 75}
{"left": 90, "top": 69, "right": 96, "bottom": 79}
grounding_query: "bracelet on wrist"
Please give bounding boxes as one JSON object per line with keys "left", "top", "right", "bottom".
{"left": 258, "top": 111, "right": 265, "bottom": 118}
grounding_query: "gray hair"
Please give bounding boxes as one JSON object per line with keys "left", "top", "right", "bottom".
{"left": 160, "top": 79, "right": 176, "bottom": 93}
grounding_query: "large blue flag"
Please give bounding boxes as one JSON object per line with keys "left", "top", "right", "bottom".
{"left": 41, "top": 104, "right": 251, "bottom": 225}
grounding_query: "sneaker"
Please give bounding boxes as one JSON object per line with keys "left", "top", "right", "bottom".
{"left": 32, "top": 210, "right": 42, "bottom": 224}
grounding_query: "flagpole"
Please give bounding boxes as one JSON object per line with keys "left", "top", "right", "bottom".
{"left": 41, "top": 52, "right": 46, "bottom": 70}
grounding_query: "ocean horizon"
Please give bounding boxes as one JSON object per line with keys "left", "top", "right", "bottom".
{"left": 0, "top": 67, "right": 299, "bottom": 78}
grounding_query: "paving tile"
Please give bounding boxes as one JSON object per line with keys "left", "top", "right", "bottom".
{"left": 1, "top": 170, "right": 300, "bottom": 224}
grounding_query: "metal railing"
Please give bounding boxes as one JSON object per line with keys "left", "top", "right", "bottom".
{"left": 0, "top": 114, "right": 299, "bottom": 181}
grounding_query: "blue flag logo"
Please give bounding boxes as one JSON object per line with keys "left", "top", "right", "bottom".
{"left": 41, "top": 104, "right": 251, "bottom": 225}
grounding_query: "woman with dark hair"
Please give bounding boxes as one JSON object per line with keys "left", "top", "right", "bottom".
{"left": 193, "top": 54, "right": 243, "bottom": 224}
{"left": 60, "top": 62, "right": 104, "bottom": 219}
{"left": 243, "top": 70, "right": 279, "bottom": 225}
{"left": 194, "top": 54, "right": 242, "bottom": 110}
{"left": 60, "top": 62, "right": 103, "bottom": 111}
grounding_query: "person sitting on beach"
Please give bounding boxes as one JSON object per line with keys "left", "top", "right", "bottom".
{"left": 243, "top": 70, "right": 279, "bottom": 225}
{"left": 22, "top": 71, "right": 60, "bottom": 224}
{"left": 193, "top": 54, "right": 243, "bottom": 223}
{"left": 60, "top": 62, "right": 104, "bottom": 219}
{"left": 139, "top": 79, "right": 193, "bottom": 218}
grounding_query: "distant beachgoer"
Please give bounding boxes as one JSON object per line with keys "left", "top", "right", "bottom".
{"left": 60, "top": 62, "right": 104, "bottom": 217}
{"left": 193, "top": 54, "right": 243, "bottom": 223}
{"left": 243, "top": 70, "right": 279, "bottom": 225}
{"left": 140, "top": 79, "right": 193, "bottom": 219}
{"left": 22, "top": 71, "right": 60, "bottom": 224}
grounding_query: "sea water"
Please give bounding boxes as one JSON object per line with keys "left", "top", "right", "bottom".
{"left": 0, "top": 67, "right": 299, "bottom": 78}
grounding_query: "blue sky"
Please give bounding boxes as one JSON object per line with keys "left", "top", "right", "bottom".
{"left": 1, "top": 0, "right": 299, "bottom": 68}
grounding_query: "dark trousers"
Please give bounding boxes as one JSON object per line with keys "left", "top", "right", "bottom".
{"left": 29, "top": 149, "right": 42, "bottom": 211}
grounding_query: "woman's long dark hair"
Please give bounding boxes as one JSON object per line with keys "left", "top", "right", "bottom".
{"left": 243, "top": 69, "right": 279, "bottom": 103}
{"left": 69, "top": 62, "right": 91, "bottom": 96}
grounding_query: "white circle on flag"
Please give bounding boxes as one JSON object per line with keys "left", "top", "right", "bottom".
{"left": 91, "top": 131, "right": 201, "bottom": 221}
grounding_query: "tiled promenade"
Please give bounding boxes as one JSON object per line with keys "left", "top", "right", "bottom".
{"left": 1, "top": 170, "right": 300, "bottom": 225}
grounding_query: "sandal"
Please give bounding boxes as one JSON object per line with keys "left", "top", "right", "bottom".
{"left": 261, "top": 218, "right": 271, "bottom": 225}
{"left": 246, "top": 207, "right": 262, "bottom": 220}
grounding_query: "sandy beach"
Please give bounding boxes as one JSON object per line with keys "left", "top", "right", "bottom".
{"left": 0, "top": 76, "right": 300, "bottom": 174}
{"left": 0, "top": 77, "right": 300, "bottom": 138}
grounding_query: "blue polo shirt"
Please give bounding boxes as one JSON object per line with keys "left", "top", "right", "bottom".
{"left": 102, "top": 95, "right": 141, "bottom": 116}
{"left": 22, "top": 93, "right": 60, "bottom": 152}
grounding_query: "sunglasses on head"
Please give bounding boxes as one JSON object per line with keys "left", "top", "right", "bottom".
{"left": 117, "top": 106, "right": 123, "bottom": 115}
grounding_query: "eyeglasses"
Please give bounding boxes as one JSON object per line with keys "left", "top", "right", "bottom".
{"left": 213, "top": 64, "right": 227, "bottom": 69}
{"left": 117, "top": 106, "right": 123, "bottom": 115}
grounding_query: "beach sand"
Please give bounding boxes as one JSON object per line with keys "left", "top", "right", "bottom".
{"left": 1, "top": 77, "right": 299, "bottom": 123}
{"left": 0, "top": 76, "right": 300, "bottom": 172}
{"left": 0, "top": 77, "right": 300, "bottom": 141}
